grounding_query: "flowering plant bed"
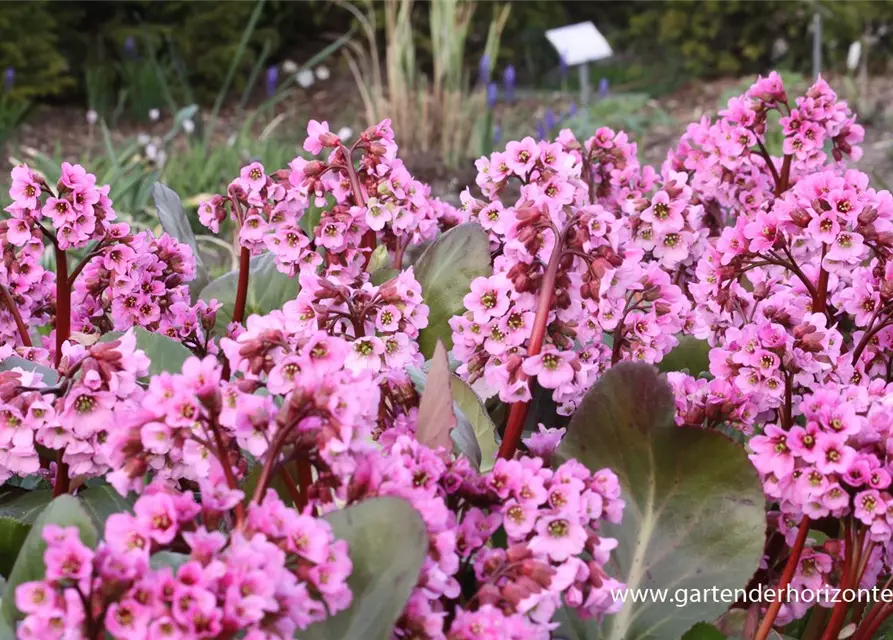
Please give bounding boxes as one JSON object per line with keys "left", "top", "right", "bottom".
{"left": 0, "top": 72, "right": 888, "bottom": 640}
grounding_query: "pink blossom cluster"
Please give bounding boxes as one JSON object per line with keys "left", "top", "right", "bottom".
{"left": 15, "top": 485, "right": 351, "bottom": 639}
{"left": 5, "top": 163, "right": 117, "bottom": 251}
{"left": 200, "top": 119, "right": 461, "bottom": 282}
{"left": 219, "top": 318, "right": 382, "bottom": 474}
{"left": 751, "top": 381, "right": 893, "bottom": 532}
{"left": 312, "top": 432, "right": 626, "bottom": 639}
{"left": 665, "top": 73, "right": 864, "bottom": 224}
{"left": 0, "top": 220, "right": 54, "bottom": 347}
{"left": 71, "top": 229, "right": 218, "bottom": 346}
{"left": 103, "top": 355, "right": 224, "bottom": 494}
{"left": 0, "top": 330, "right": 149, "bottom": 483}
{"left": 289, "top": 267, "right": 429, "bottom": 375}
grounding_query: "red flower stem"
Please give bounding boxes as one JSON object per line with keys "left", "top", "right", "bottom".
{"left": 208, "top": 416, "right": 245, "bottom": 529}
{"left": 295, "top": 458, "right": 313, "bottom": 512}
{"left": 0, "top": 283, "right": 31, "bottom": 347}
{"left": 775, "top": 154, "right": 793, "bottom": 196}
{"left": 278, "top": 465, "right": 304, "bottom": 508}
{"left": 54, "top": 247, "right": 70, "bottom": 367}
{"left": 754, "top": 515, "right": 811, "bottom": 640}
{"left": 821, "top": 523, "right": 863, "bottom": 640}
{"left": 340, "top": 143, "right": 375, "bottom": 268}
{"left": 232, "top": 247, "right": 251, "bottom": 326}
{"left": 814, "top": 246, "right": 829, "bottom": 315}
{"left": 497, "top": 236, "right": 563, "bottom": 459}
{"left": 52, "top": 246, "right": 72, "bottom": 497}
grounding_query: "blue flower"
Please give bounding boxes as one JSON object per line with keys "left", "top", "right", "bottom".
{"left": 4, "top": 67, "right": 14, "bottom": 93}
{"left": 479, "top": 54, "right": 491, "bottom": 85}
{"left": 503, "top": 64, "right": 516, "bottom": 102}
{"left": 265, "top": 66, "right": 279, "bottom": 98}
{"left": 487, "top": 82, "right": 499, "bottom": 109}
{"left": 599, "top": 77, "right": 610, "bottom": 98}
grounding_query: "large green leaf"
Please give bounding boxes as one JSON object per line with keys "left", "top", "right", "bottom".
{"left": 657, "top": 336, "right": 712, "bottom": 376}
{"left": 0, "top": 357, "right": 58, "bottom": 385}
{"left": 100, "top": 327, "right": 192, "bottom": 376}
{"left": 682, "top": 623, "right": 728, "bottom": 639}
{"left": 199, "top": 251, "right": 297, "bottom": 334}
{"left": 78, "top": 485, "right": 135, "bottom": 537}
{"left": 152, "top": 182, "right": 210, "bottom": 300}
{"left": 557, "top": 363, "right": 765, "bottom": 640}
{"left": 0, "top": 491, "right": 51, "bottom": 578}
{"left": 0, "top": 496, "right": 97, "bottom": 630}
{"left": 414, "top": 223, "right": 491, "bottom": 358}
{"left": 449, "top": 374, "right": 498, "bottom": 472}
{"left": 303, "top": 497, "right": 427, "bottom": 640}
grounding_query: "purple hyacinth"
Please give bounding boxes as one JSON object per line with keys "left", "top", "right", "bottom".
{"left": 487, "top": 82, "right": 499, "bottom": 109}
{"left": 3, "top": 67, "right": 13, "bottom": 93}
{"left": 503, "top": 65, "right": 516, "bottom": 102}
{"left": 124, "top": 36, "right": 139, "bottom": 60}
{"left": 544, "top": 108, "right": 556, "bottom": 130}
{"left": 599, "top": 77, "right": 610, "bottom": 98}
{"left": 479, "top": 54, "right": 491, "bottom": 85}
{"left": 536, "top": 121, "right": 546, "bottom": 141}
{"left": 493, "top": 125, "right": 502, "bottom": 146}
{"left": 558, "top": 53, "right": 568, "bottom": 79}
{"left": 568, "top": 102, "right": 578, "bottom": 118}
{"left": 265, "top": 65, "right": 279, "bottom": 98}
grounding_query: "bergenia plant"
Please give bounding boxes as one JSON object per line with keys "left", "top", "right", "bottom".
{"left": 0, "top": 70, "right": 889, "bottom": 640}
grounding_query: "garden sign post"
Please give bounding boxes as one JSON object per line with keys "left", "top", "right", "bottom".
{"left": 545, "top": 21, "right": 613, "bottom": 128}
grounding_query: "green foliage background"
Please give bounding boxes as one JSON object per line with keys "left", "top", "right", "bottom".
{"left": 0, "top": 0, "right": 890, "bottom": 103}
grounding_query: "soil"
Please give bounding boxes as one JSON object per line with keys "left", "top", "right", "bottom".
{"left": 6, "top": 71, "right": 893, "bottom": 200}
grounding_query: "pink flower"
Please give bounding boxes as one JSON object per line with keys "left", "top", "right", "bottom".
{"left": 522, "top": 349, "right": 576, "bottom": 389}
{"left": 529, "top": 514, "right": 587, "bottom": 562}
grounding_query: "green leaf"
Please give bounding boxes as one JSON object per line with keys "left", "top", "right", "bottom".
{"left": 303, "top": 497, "right": 427, "bottom": 640}
{"left": 100, "top": 327, "right": 192, "bottom": 376}
{"left": 0, "top": 357, "right": 58, "bottom": 385}
{"left": 406, "top": 363, "right": 499, "bottom": 471}
{"left": 414, "top": 223, "right": 491, "bottom": 358}
{"left": 416, "top": 341, "right": 457, "bottom": 452}
{"left": 240, "top": 461, "right": 295, "bottom": 508}
{"left": 367, "top": 244, "right": 391, "bottom": 275}
{"left": 657, "top": 336, "right": 712, "bottom": 376}
{"left": 152, "top": 182, "right": 210, "bottom": 299}
{"left": 682, "top": 623, "right": 728, "bottom": 639}
{"left": 0, "top": 496, "right": 97, "bottom": 629}
{"left": 371, "top": 268, "right": 399, "bottom": 287}
{"left": 449, "top": 375, "right": 498, "bottom": 472}
{"left": 78, "top": 485, "right": 135, "bottom": 537}
{"left": 0, "top": 491, "right": 52, "bottom": 578}
{"left": 556, "top": 363, "right": 765, "bottom": 640}
{"left": 150, "top": 551, "right": 190, "bottom": 571}
{"left": 199, "top": 251, "right": 297, "bottom": 334}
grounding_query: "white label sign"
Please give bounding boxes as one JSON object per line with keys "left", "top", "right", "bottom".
{"left": 545, "top": 22, "right": 613, "bottom": 66}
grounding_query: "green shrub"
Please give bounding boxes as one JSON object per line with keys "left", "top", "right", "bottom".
{"left": 0, "top": 1, "right": 74, "bottom": 100}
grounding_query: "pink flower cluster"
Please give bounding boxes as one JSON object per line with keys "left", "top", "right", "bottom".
{"left": 219, "top": 319, "right": 381, "bottom": 473}
{"left": 289, "top": 267, "right": 429, "bottom": 375}
{"left": 200, "top": 119, "right": 462, "bottom": 282}
{"left": 454, "top": 130, "right": 694, "bottom": 413}
{"left": 6, "top": 163, "right": 117, "bottom": 251}
{"left": 666, "top": 73, "right": 864, "bottom": 223}
{"left": 15, "top": 486, "right": 351, "bottom": 639}
{"left": 0, "top": 220, "right": 53, "bottom": 347}
{"left": 751, "top": 381, "right": 893, "bottom": 531}
{"left": 71, "top": 229, "right": 218, "bottom": 346}
{"left": 0, "top": 330, "right": 148, "bottom": 483}
{"left": 313, "top": 433, "right": 626, "bottom": 639}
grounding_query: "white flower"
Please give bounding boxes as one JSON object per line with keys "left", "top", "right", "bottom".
{"left": 282, "top": 59, "right": 298, "bottom": 74}
{"left": 296, "top": 69, "right": 315, "bottom": 88}
{"left": 137, "top": 133, "right": 151, "bottom": 145}
{"left": 315, "top": 65, "right": 330, "bottom": 81}
{"left": 336, "top": 126, "right": 353, "bottom": 141}
{"left": 847, "top": 41, "right": 862, "bottom": 71}
{"left": 86, "top": 110, "right": 98, "bottom": 125}
{"left": 227, "top": 133, "right": 237, "bottom": 147}
{"left": 182, "top": 119, "right": 195, "bottom": 134}
{"left": 145, "top": 142, "right": 158, "bottom": 161}
{"left": 149, "top": 108, "right": 160, "bottom": 122}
